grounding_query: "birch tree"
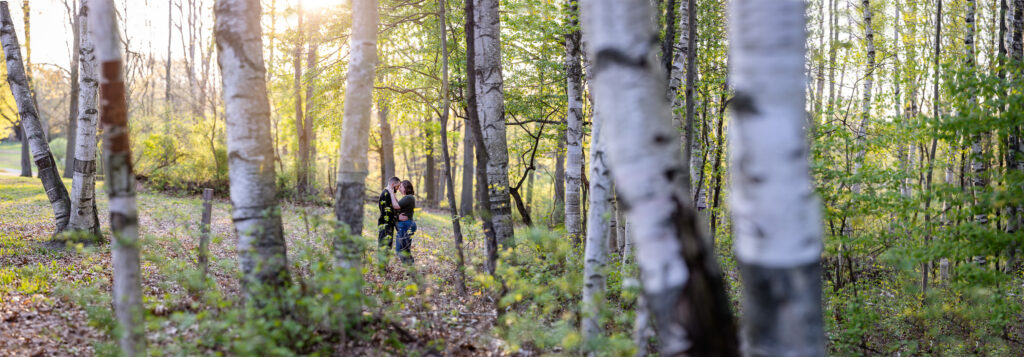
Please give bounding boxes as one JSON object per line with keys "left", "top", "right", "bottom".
{"left": 334, "top": 0, "right": 378, "bottom": 268}
{"left": 465, "top": 0, "right": 499, "bottom": 273}
{"left": 581, "top": 0, "right": 738, "bottom": 354}
{"left": 474, "top": 0, "right": 514, "bottom": 246}
{"left": 563, "top": 0, "right": 584, "bottom": 244}
{"left": 90, "top": 0, "right": 145, "bottom": 353}
{"left": 214, "top": 0, "right": 290, "bottom": 292}
{"left": 580, "top": 96, "right": 612, "bottom": 346}
{"left": 68, "top": 0, "right": 100, "bottom": 235}
{"left": 729, "top": 0, "right": 825, "bottom": 355}
{"left": 0, "top": 2, "right": 72, "bottom": 234}
{"left": 852, "top": 0, "right": 876, "bottom": 196}
{"left": 438, "top": 0, "right": 466, "bottom": 294}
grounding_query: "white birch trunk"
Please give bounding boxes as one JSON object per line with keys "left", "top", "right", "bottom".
{"left": 729, "top": 0, "right": 825, "bottom": 355}
{"left": 214, "top": 0, "right": 290, "bottom": 292}
{"left": 0, "top": 3, "right": 71, "bottom": 234}
{"left": 666, "top": 0, "right": 688, "bottom": 106}
{"left": 334, "top": 0, "right": 378, "bottom": 268}
{"left": 966, "top": 0, "right": 989, "bottom": 230}
{"left": 474, "top": 0, "right": 514, "bottom": 246}
{"left": 564, "top": 0, "right": 584, "bottom": 244}
{"left": 580, "top": 93, "right": 611, "bottom": 346}
{"left": 90, "top": 1, "right": 145, "bottom": 354}
{"left": 69, "top": 0, "right": 100, "bottom": 235}
{"left": 581, "top": 0, "right": 738, "bottom": 354}
{"left": 851, "top": 0, "right": 875, "bottom": 197}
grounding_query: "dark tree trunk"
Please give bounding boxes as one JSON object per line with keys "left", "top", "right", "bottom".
{"left": 18, "top": 124, "right": 31, "bottom": 177}
{"left": 425, "top": 116, "right": 437, "bottom": 206}
{"left": 64, "top": 2, "right": 81, "bottom": 179}
{"left": 438, "top": 0, "right": 466, "bottom": 294}
{"left": 379, "top": 100, "right": 395, "bottom": 186}
{"left": 305, "top": 41, "right": 318, "bottom": 192}
{"left": 465, "top": 0, "right": 498, "bottom": 274}
{"left": 460, "top": 122, "right": 474, "bottom": 216}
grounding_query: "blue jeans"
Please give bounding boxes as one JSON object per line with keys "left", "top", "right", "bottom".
{"left": 395, "top": 220, "right": 417, "bottom": 262}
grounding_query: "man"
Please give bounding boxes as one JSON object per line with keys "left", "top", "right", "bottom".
{"left": 378, "top": 177, "right": 402, "bottom": 249}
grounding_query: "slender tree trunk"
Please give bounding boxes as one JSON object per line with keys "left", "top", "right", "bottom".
{"left": 525, "top": 169, "right": 534, "bottom": 215}
{"left": 465, "top": 0, "right": 498, "bottom": 274}
{"left": 18, "top": 124, "right": 31, "bottom": 177}
{"left": 165, "top": 0, "right": 172, "bottom": 109}
{"left": 379, "top": 99, "right": 395, "bottom": 186}
{"left": 827, "top": 0, "right": 837, "bottom": 118}
{"left": 616, "top": 194, "right": 626, "bottom": 253}
{"left": 814, "top": 0, "right": 825, "bottom": 121}
{"left": 333, "top": 0, "right": 378, "bottom": 268}
{"left": 661, "top": 0, "right": 676, "bottom": 78}
{"left": 294, "top": 1, "right": 308, "bottom": 196}
{"left": 924, "top": 0, "right": 943, "bottom": 293}
{"left": 22, "top": 0, "right": 45, "bottom": 141}
{"left": 89, "top": 1, "right": 145, "bottom": 354}
{"left": 668, "top": 0, "right": 688, "bottom": 150}
{"left": 474, "top": 0, "right": 514, "bottom": 246}
{"left": 438, "top": 1, "right": 466, "bottom": 295}
{"left": 1006, "top": 0, "right": 1023, "bottom": 241}
{"left": 729, "top": 0, "right": 825, "bottom": 354}
{"left": 215, "top": 0, "right": 291, "bottom": 293}
{"left": 305, "top": 41, "right": 319, "bottom": 192}
{"left": 683, "top": 0, "right": 698, "bottom": 200}
{"left": 564, "top": 0, "right": 584, "bottom": 244}
{"left": 853, "top": 0, "right": 876, "bottom": 197}
{"left": 581, "top": 0, "right": 739, "bottom": 354}
{"left": 425, "top": 116, "right": 437, "bottom": 207}
{"left": 0, "top": 4, "right": 72, "bottom": 234}
{"left": 966, "top": 0, "right": 989, "bottom": 232}
{"left": 64, "top": 1, "right": 81, "bottom": 179}
{"left": 553, "top": 135, "right": 565, "bottom": 224}
{"left": 581, "top": 91, "right": 612, "bottom": 347}
{"left": 69, "top": 0, "right": 99, "bottom": 235}
{"left": 460, "top": 121, "right": 474, "bottom": 216}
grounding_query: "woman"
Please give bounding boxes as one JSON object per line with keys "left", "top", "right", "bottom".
{"left": 387, "top": 180, "right": 417, "bottom": 263}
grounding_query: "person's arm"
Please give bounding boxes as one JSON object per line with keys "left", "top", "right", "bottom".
{"left": 387, "top": 188, "right": 402, "bottom": 209}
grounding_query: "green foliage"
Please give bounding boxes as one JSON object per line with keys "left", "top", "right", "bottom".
{"left": 478, "top": 228, "right": 633, "bottom": 355}
{"left": 49, "top": 137, "right": 67, "bottom": 163}
{"left": 131, "top": 113, "right": 229, "bottom": 195}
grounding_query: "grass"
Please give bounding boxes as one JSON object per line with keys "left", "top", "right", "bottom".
{"left": 0, "top": 141, "right": 26, "bottom": 174}
{"left": 0, "top": 174, "right": 499, "bottom": 355}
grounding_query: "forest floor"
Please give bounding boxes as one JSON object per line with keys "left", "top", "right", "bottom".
{"left": 0, "top": 173, "right": 502, "bottom": 356}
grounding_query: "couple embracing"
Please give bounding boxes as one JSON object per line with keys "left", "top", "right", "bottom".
{"left": 377, "top": 177, "right": 417, "bottom": 263}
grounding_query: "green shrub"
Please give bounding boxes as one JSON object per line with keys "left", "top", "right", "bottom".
{"left": 49, "top": 137, "right": 67, "bottom": 163}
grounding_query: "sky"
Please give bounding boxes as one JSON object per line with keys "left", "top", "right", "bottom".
{"left": 19, "top": 0, "right": 337, "bottom": 73}
{"left": 19, "top": 0, "right": 182, "bottom": 71}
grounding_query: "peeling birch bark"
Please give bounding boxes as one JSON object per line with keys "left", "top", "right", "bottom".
{"left": 90, "top": 0, "right": 146, "bottom": 354}
{"left": 214, "top": 0, "right": 290, "bottom": 293}
{"left": 581, "top": 0, "right": 738, "bottom": 354}
{"left": 564, "top": 0, "right": 584, "bottom": 244}
{"left": 581, "top": 93, "right": 612, "bottom": 346}
{"left": 69, "top": 0, "right": 100, "bottom": 235}
{"left": 729, "top": 0, "right": 826, "bottom": 355}
{"left": 333, "top": 0, "right": 378, "bottom": 269}
{"left": 474, "top": 0, "right": 514, "bottom": 246}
